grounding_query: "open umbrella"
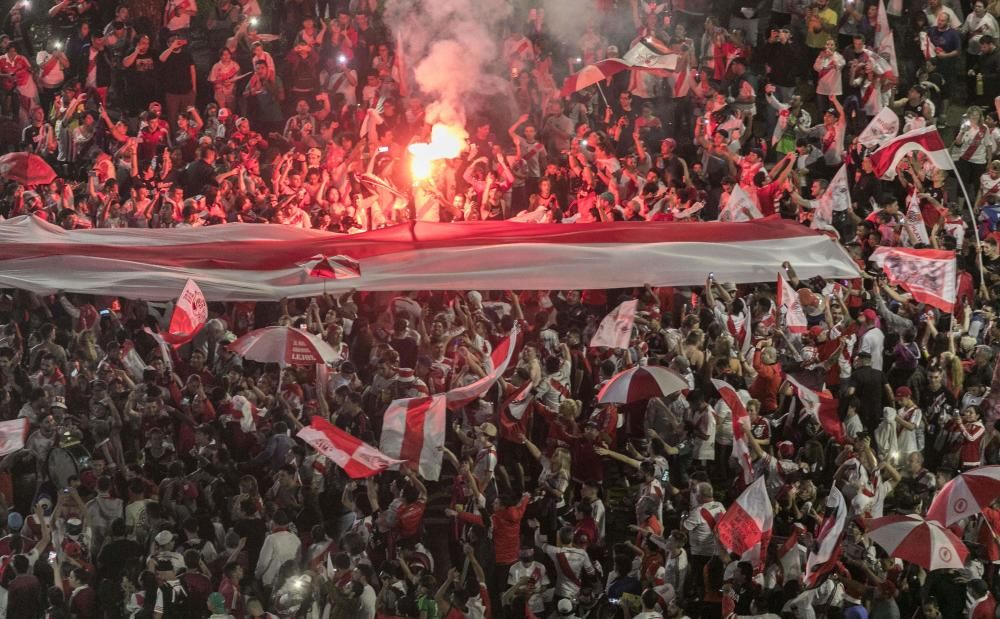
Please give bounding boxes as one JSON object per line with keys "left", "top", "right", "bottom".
{"left": 298, "top": 254, "right": 361, "bottom": 279}
{"left": 559, "top": 59, "right": 631, "bottom": 97}
{"left": 229, "top": 326, "right": 340, "bottom": 365}
{"left": 597, "top": 365, "right": 686, "bottom": 404}
{"left": 865, "top": 514, "right": 968, "bottom": 571}
{"left": 927, "top": 465, "right": 1000, "bottom": 526}
{"left": 0, "top": 152, "right": 57, "bottom": 186}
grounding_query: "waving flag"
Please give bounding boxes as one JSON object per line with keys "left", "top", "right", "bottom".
{"left": 445, "top": 323, "right": 521, "bottom": 411}
{"left": 498, "top": 381, "right": 534, "bottom": 442}
{"left": 874, "top": 0, "right": 899, "bottom": 79}
{"left": 804, "top": 486, "right": 848, "bottom": 586}
{"left": 902, "top": 192, "right": 930, "bottom": 246}
{"left": 158, "top": 279, "right": 208, "bottom": 347}
{"left": 299, "top": 254, "right": 361, "bottom": 279}
{"left": 590, "top": 299, "right": 638, "bottom": 349}
{"left": 870, "top": 247, "right": 957, "bottom": 313}
{"left": 0, "top": 418, "right": 29, "bottom": 457}
{"left": 717, "top": 476, "right": 773, "bottom": 567}
{"left": 870, "top": 127, "right": 952, "bottom": 180}
{"left": 777, "top": 273, "right": 808, "bottom": 333}
{"left": 812, "top": 165, "right": 851, "bottom": 230}
{"left": 858, "top": 107, "right": 900, "bottom": 149}
{"left": 380, "top": 394, "right": 448, "bottom": 480}
{"left": 623, "top": 38, "right": 679, "bottom": 70}
{"left": 299, "top": 416, "right": 404, "bottom": 478}
{"left": 785, "top": 374, "right": 846, "bottom": 444}
{"left": 719, "top": 185, "right": 763, "bottom": 222}
{"left": 713, "top": 379, "right": 754, "bottom": 486}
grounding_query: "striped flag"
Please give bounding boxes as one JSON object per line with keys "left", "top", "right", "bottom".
{"left": 299, "top": 416, "right": 404, "bottom": 479}
{"left": 445, "top": 323, "right": 521, "bottom": 411}
{"left": 785, "top": 374, "right": 846, "bottom": 444}
{"left": 869, "top": 126, "right": 953, "bottom": 179}
{"left": 713, "top": 379, "right": 754, "bottom": 486}
{"left": 874, "top": 0, "right": 898, "bottom": 79}
{"left": 777, "top": 273, "right": 808, "bottom": 333}
{"left": 804, "top": 486, "right": 848, "bottom": 586}
{"left": 498, "top": 381, "right": 534, "bottom": 442}
{"left": 717, "top": 476, "right": 772, "bottom": 569}
{"left": 380, "top": 394, "right": 448, "bottom": 480}
{"left": 158, "top": 279, "right": 208, "bottom": 347}
{"left": 623, "top": 38, "right": 678, "bottom": 70}
{"left": 903, "top": 192, "right": 930, "bottom": 246}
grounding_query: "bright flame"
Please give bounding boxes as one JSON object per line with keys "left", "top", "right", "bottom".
{"left": 408, "top": 124, "right": 467, "bottom": 182}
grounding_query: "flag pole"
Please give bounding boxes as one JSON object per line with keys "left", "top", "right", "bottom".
{"left": 944, "top": 149, "right": 987, "bottom": 289}
{"left": 596, "top": 82, "right": 610, "bottom": 107}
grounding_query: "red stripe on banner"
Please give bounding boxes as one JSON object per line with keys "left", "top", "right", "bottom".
{"left": 399, "top": 397, "right": 431, "bottom": 467}
{"left": 0, "top": 218, "right": 839, "bottom": 272}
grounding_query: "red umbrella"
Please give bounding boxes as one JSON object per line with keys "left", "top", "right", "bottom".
{"left": 229, "top": 326, "right": 341, "bottom": 365}
{"left": 559, "top": 59, "right": 631, "bottom": 97}
{"left": 865, "top": 514, "right": 968, "bottom": 571}
{"left": 597, "top": 365, "right": 687, "bottom": 404}
{"left": 298, "top": 254, "right": 361, "bottom": 279}
{"left": 927, "top": 465, "right": 1000, "bottom": 526}
{"left": 0, "top": 152, "right": 57, "bottom": 186}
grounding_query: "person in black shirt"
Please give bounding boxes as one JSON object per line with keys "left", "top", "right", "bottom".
{"left": 158, "top": 34, "right": 196, "bottom": 130}
{"left": 181, "top": 144, "right": 219, "bottom": 197}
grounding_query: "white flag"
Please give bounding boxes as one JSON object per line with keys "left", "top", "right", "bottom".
{"left": 160, "top": 279, "right": 208, "bottom": 347}
{"left": 589, "top": 299, "right": 639, "bottom": 349}
{"left": 858, "top": 107, "right": 900, "bottom": 149}
{"left": 0, "top": 418, "right": 28, "bottom": 457}
{"left": 719, "top": 185, "right": 763, "bottom": 222}
{"left": 777, "top": 273, "right": 808, "bottom": 333}
{"left": 904, "top": 192, "right": 930, "bottom": 246}
{"left": 812, "top": 165, "right": 851, "bottom": 230}
{"left": 875, "top": 0, "right": 899, "bottom": 77}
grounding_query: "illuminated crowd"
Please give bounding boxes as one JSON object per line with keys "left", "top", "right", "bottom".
{"left": 1, "top": 0, "right": 1000, "bottom": 617}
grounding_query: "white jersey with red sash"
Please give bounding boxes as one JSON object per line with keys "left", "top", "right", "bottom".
{"left": 957, "top": 124, "right": 990, "bottom": 164}
{"left": 813, "top": 51, "right": 845, "bottom": 96}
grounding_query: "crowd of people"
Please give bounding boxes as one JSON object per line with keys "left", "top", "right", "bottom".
{"left": 0, "top": 0, "right": 1000, "bottom": 617}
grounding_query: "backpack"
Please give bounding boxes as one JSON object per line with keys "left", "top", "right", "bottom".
{"left": 159, "top": 581, "right": 190, "bottom": 619}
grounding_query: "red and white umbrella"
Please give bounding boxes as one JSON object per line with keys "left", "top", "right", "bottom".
{"left": 229, "top": 326, "right": 340, "bottom": 365}
{"left": 597, "top": 365, "right": 687, "bottom": 404}
{"left": 298, "top": 254, "right": 361, "bottom": 279}
{"left": 0, "top": 152, "right": 57, "bottom": 186}
{"left": 560, "top": 59, "right": 631, "bottom": 97}
{"left": 865, "top": 514, "right": 968, "bottom": 571}
{"left": 927, "top": 465, "right": 1000, "bottom": 526}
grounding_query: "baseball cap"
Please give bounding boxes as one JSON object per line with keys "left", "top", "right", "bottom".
{"left": 50, "top": 396, "right": 67, "bottom": 409}
{"left": 599, "top": 191, "right": 615, "bottom": 202}
{"left": 862, "top": 308, "right": 878, "bottom": 322}
{"left": 7, "top": 512, "right": 23, "bottom": 532}
{"left": 557, "top": 599, "right": 574, "bottom": 614}
{"left": 154, "top": 530, "right": 175, "bottom": 546}
{"left": 397, "top": 368, "right": 415, "bottom": 383}
{"left": 66, "top": 518, "right": 83, "bottom": 538}
{"left": 477, "top": 422, "right": 498, "bottom": 438}
{"left": 217, "top": 107, "right": 231, "bottom": 119}
{"left": 894, "top": 386, "right": 912, "bottom": 398}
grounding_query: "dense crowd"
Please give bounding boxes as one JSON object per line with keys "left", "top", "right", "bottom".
{"left": 1, "top": 0, "right": 1000, "bottom": 617}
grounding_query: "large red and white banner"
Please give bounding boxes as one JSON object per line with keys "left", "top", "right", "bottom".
{"left": 870, "top": 247, "right": 957, "bottom": 313}
{"left": 298, "top": 416, "right": 404, "bottom": 479}
{"left": 380, "top": 394, "right": 448, "bottom": 480}
{"left": 0, "top": 217, "right": 860, "bottom": 301}
{"left": 869, "top": 126, "right": 953, "bottom": 179}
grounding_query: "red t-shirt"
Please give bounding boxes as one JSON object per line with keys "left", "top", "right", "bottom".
{"left": 396, "top": 500, "right": 426, "bottom": 540}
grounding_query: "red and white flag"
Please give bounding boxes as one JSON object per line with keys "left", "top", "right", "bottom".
{"left": 858, "top": 106, "right": 900, "bottom": 149}
{"left": 870, "top": 247, "right": 957, "bottom": 313}
{"left": 298, "top": 416, "right": 404, "bottom": 479}
{"left": 590, "top": 299, "right": 638, "bottom": 349}
{"left": 719, "top": 185, "right": 763, "bottom": 222}
{"left": 380, "top": 394, "right": 448, "bottom": 480}
{"left": 812, "top": 165, "right": 851, "bottom": 231}
{"left": 498, "top": 381, "right": 534, "bottom": 442}
{"left": 902, "top": 192, "right": 930, "bottom": 246}
{"left": 804, "top": 486, "right": 848, "bottom": 586}
{"left": 623, "top": 39, "right": 678, "bottom": 70}
{"left": 445, "top": 324, "right": 521, "bottom": 411}
{"left": 0, "top": 418, "right": 28, "bottom": 457}
{"left": 785, "top": 374, "right": 846, "bottom": 444}
{"left": 919, "top": 31, "right": 937, "bottom": 59}
{"left": 299, "top": 254, "right": 361, "bottom": 279}
{"left": 869, "top": 126, "right": 953, "bottom": 180}
{"left": 874, "top": 0, "right": 898, "bottom": 79}
{"left": 158, "top": 279, "right": 208, "bottom": 347}
{"left": 713, "top": 379, "right": 754, "bottom": 486}
{"left": 717, "top": 476, "right": 773, "bottom": 566}
{"left": 777, "top": 273, "right": 807, "bottom": 333}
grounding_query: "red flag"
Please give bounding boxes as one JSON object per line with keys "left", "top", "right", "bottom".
{"left": 870, "top": 247, "right": 956, "bottom": 313}
{"left": 712, "top": 379, "right": 753, "bottom": 486}
{"left": 299, "top": 254, "right": 361, "bottom": 279}
{"left": 380, "top": 394, "right": 448, "bottom": 480}
{"left": 298, "top": 416, "right": 404, "bottom": 478}
{"left": 785, "top": 374, "right": 846, "bottom": 444}
{"left": 498, "top": 381, "right": 534, "bottom": 443}
{"left": 445, "top": 324, "right": 521, "bottom": 411}
{"left": 869, "top": 126, "right": 953, "bottom": 179}
{"left": 717, "top": 476, "right": 773, "bottom": 567}
{"left": 777, "top": 273, "right": 807, "bottom": 333}
{"left": 804, "top": 486, "right": 848, "bottom": 586}
{"left": 158, "top": 279, "right": 208, "bottom": 347}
